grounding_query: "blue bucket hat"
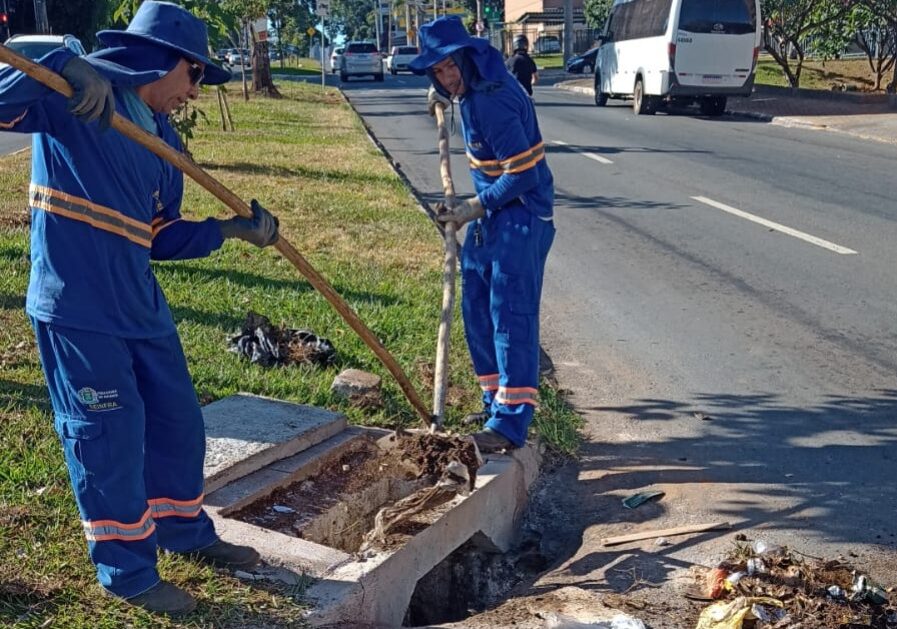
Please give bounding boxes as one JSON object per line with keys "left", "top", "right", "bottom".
{"left": 409, "top": 17, "right": 490, "bottom": 74}
{"left": 96, "top": 1, "right": 230, "bottom": 85}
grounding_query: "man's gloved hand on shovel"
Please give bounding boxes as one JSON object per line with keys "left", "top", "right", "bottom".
{"left": 218, "top": 200, "right": 280, "bottom": 247}
{"left": 436, "top": 196, "right": 484, "bottom": 226}
{"left": 60, "top": 57, "right": 115, "bottom": 132}
{"left": 427, "top": 85, "right": 452, "bottom": 116}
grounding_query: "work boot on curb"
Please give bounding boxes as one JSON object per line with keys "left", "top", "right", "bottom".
{"left": 471, "top": 428, "right": 516, "bottom": 454}
{"left": 185, "top": 539, "right": 260, "bottom": 570}
{"left": 123, "top": 581, "right": 197, "bottom": 616}
{"left": 461, "top": 411, "right": 489, "bottom": 426}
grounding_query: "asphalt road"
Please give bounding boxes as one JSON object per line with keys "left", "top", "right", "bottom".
{"left": 0, "top": 131, "right": 29, "bottom": 156}
{"left": 341, "top": 71, "right": 897, "bottom": 612}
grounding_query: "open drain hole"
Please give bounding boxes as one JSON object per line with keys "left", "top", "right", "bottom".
{"left": 403, "top": 529, "right": 551, "bottom": 626}
{"left": 227, "top": 433, "right": 479, "bottom": 553}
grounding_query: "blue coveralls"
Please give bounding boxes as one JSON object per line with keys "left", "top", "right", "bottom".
{"left": 0, "top": 49, "right": 226, "bottom": 597}
{"left": 451, "top": 51, "right": 555, "bottom": 447}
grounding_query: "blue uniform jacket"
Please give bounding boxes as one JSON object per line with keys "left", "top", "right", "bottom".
{"left": 0, "top": 49, "right": 224, "bottom": 338}
{"left": 455, "top": 57, "right": 553, "bottom": 218}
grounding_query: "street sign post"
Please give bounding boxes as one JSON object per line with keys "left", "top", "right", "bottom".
{"left": 315, "top": 0, "right": 330, "bottom": 17}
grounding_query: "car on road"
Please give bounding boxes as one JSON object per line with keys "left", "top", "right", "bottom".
{"left": 226, "top": 49, "right": 250, "bottom": 66}
{"left": 330, "top": 47, "right": 344, "bottom": 73}
{"left": 340, "top": 41, "right": 383, "bottom": 82}
{"left": 386, "top": 45, "right": 418, "bottom": 75}
{"left": 565, "top": 46, "right": 599, "bottom": 74}
{"left": 1, "top": 34, "right": 86, "bottom": 70}
{"left": 593, "top": 0, "right": 761, "bottom": 116}
{"left": 533, "top": 35, "right": 561, "bottom": 54}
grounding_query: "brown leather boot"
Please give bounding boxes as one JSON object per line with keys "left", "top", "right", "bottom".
{"left": 123, "top": 581, "right": 196, "bottom": 615}
{"left": 186, "top": 539, "right": 260, "bottom": 570}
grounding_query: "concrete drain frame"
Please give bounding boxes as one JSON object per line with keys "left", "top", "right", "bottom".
{"left": 202, "top": 393, "right": 541, "bottom": 627}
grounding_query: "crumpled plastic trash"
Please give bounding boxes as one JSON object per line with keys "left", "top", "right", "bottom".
{"left": 542, "top": 612, "right": 647, "bottom": 629}
{"left": 228, "top": 311, "right": 335, "bottom": 367}
{"left": 695, "top": 596, "right": 783, "bottom": 629}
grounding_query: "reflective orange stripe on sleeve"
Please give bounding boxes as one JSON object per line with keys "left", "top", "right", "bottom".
{"left": 29, "top": 184, "right": 153, "bottom": 248}
{"left": 468, "top": 142, "right": 545, "bottom": 177}
{"left": 82, "top": 508, "right": 156, "bottom": 543}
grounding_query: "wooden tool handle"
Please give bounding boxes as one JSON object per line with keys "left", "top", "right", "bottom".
{"left": 431, "top": 103, "right": 458, "bottom": 431}
{"left": 0, "top": 44, "right": 432, "bottom": 428}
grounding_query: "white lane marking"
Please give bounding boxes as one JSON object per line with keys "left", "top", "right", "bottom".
{"left": 551, "top": 139, "right": 613, "bottom": 164}
{"left": 692, "top": 196, "right": 858, "bottom": 255}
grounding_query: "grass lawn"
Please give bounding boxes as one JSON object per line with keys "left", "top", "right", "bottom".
{"left": 535, "top": 53, "right": 564, "bottom": 69}
{"left": 755, "top": 57, "right": 884, "bottom": 91}
{"left": 268, "top": 57, "right": 323, "bottom": 76}
{"left": 0, "top": 78, "right": 580, "bottom": 627}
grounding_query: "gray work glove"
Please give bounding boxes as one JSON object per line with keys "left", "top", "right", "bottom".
{"left": 427, "top": 85, "right": 452, "bottom": 116}
{"left": 60, "top": 56, "right": 115, "bottom": 132}
{"left": 218, "top": 200, "right": 280, "bottom": 247}
{"left": 436, "top": 196, "right": 485, "bottom": 225}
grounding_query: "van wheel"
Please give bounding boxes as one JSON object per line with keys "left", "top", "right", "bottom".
{"left": 594, "top": 71, "right": 608, "bottom": 107}
{"left": 632, "top": 78, "right": 656, "bottom": 115}
{"left": 699, "top": 96, "right": 727, "bottom": 116}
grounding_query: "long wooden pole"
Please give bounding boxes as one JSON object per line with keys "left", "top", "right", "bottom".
{"left": 430, "top": 104, "right": 457, "bottom": 431}
{"left": 0, "top": 44, "right": 432, "bottom": 428}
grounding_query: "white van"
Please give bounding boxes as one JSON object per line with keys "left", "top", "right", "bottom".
{"left": 593, "top": 0, "right": 761, "bottom": 115}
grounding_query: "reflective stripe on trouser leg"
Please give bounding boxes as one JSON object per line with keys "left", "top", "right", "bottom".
{"left": 132, "top": 333, "right": 217, "bottom": 553}
{"left": 461, "top": 228, "right": 499, "bottom": 413}
{"left": 484, "top": 207, "right": 555, "bottom": 446}
{"left": 31, "top": 320, "right": 161, "bottom": 598}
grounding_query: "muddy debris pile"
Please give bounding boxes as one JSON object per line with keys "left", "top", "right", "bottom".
{"left": 228, "top": 311, "right": 336, "bottom": 367}
{"left": 691, "top": 540, "right": 896, "bottom": 629}
{"left": 232, "top": 432, "right": 482, "bottom": 553}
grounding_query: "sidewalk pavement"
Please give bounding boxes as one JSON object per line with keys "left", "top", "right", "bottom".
{"left": 556, "top": 78, "right": 897, "bottom": 146}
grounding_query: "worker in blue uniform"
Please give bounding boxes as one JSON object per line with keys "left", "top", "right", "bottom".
{"left": 409, "top": 17, "right": 555, "bottom": 453}
{"left": 0, "top": 1, "right": 279, "bottom": 615}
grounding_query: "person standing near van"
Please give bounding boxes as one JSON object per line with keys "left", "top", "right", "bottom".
{"left": 410, "top": 17, "right": 555, "bottom": 453}
{"left": 505, "top": 34, "right": 538, "bottom": 96}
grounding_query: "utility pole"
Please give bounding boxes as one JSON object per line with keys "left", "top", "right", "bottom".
{"left": 563, "top": 0, "right": 573, "bottom": 61}
{"left": 374, "top": 0, "right": 381, "bottom": 50}
{"left": 476, "top": 0, "right": 483, "bottom": 37}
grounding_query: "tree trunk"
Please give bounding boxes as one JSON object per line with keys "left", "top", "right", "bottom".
{"left": 250, "top": 24, "right": 281, "bottom": 98}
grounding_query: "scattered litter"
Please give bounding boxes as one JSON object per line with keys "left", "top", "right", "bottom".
{"left": 542, "top": 612, "right": 647, "bottom": 629}
{"left": 733, "top": 533, "right": 747, "bottom": 541}
{"left": 751, "top": 540, "right": 779, "bottom": 555}
{"left": 746, "top": 558, "right": 767, "bottom": 575}
{"left": 654, "top": 536, "right": 670, "bottom": 546}
{"left": 342, "top": 464, "right": 351, "bottom": 472}
{"left": 853, "top": 573, "right": 889, "bottom": 605}
{"left": 693, "top": 411, "right": 712, "bottom": 421}
{"left": 271, "top": 505, "right": 295, "bottom": 514}
{"left": 622, "top": 490, "right": 665, "bottom": 509}
{"left": 695, "top": 596, "right": 783, "bottom": 629}
{"left": 691, "top": 540, "right": 895, "bottom": 629}
{"left": 228, "top": 311, "right": 336, "bottom": 367}
{"left": 33, "top": 486, "right": 48, "bottom": 496}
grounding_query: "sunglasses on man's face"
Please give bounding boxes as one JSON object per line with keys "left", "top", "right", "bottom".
{"left": 187, "top": 62, "right": 205, "bottom": 85}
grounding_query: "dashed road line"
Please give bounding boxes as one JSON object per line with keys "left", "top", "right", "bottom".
{"left": 551, "top": 139, "right": 613, "bottom": 164}
{"left": 692, "top": 195, "right": 858, "bottom": 255}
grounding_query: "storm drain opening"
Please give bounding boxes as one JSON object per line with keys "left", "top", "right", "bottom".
{"left": 228, "top": 432, "right": 480, "bottom": 553}
{"left": 403, "top": 529, "right": 551, "bottom": 626}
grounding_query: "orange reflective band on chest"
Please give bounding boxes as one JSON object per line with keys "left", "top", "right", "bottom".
{"left": 468, "top": 142, "right": 545, "bottom": 177}
{"left": 29, "top": 184, "right": 153, "bottom": 248}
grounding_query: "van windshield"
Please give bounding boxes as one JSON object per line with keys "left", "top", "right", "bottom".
{"left": 678, "top": 0, "right": 755, "bottom": 35}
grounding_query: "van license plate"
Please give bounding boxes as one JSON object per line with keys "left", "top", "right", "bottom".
{"left": 702, "top": 74, "right": 723, "bottom": 84}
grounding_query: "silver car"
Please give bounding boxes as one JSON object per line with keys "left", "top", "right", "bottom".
{"left": 1, "top": 34, "right": 86, "bottom": 70}
{"left": 340, "top": 41, "right": 383, "bottom": 82}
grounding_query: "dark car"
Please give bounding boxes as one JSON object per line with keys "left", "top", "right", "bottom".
{"left": 565, "top": 46, "right": 600, "bottom": 74}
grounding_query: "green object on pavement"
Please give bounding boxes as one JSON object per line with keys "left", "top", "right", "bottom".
{"left": 622, "top": 490, "right": 665, "bottom": 509}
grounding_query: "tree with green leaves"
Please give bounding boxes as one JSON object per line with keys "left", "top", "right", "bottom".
{"left": 47, "top": 0, "right": 113, "bottom": 49}
{"left": 761, "top": 0, "right": 855, "bottom": 89}
{"left": 862, "top": 0, "right": 897, "bottom": 91}
{"left": 583, "top": 0, "right": 612, "bottom": 30}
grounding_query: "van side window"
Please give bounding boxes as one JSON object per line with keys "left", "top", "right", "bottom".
{"left": 610, "top": 0, "right": 674, "bottom": 41}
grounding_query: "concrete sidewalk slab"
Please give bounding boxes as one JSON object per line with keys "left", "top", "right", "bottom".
{"left": 203, "top": 393, "right": 347, "bottom": 494}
